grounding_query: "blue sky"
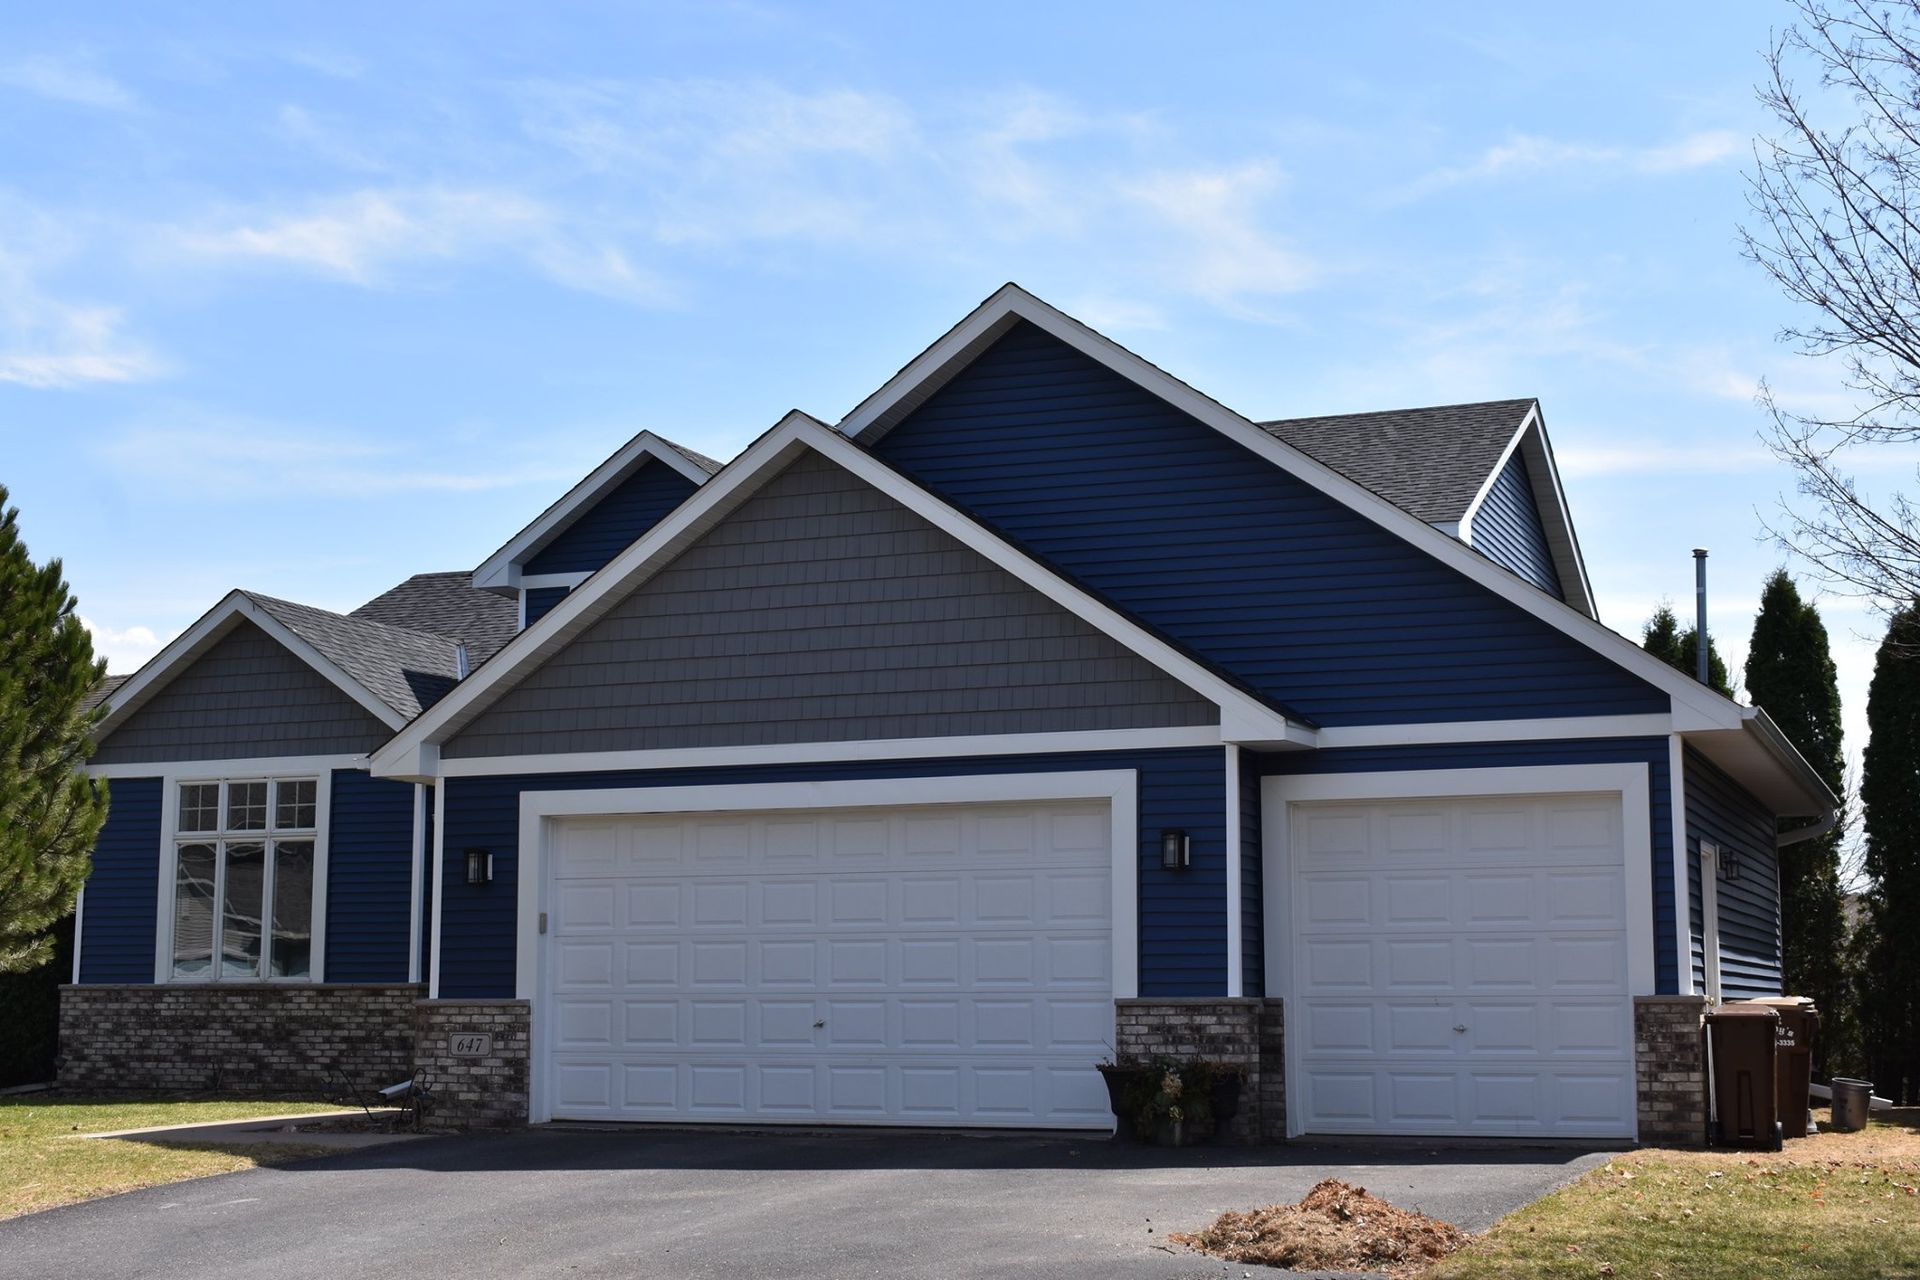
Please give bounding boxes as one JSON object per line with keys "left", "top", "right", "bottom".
{"left": 0, "top": 2, "right": 1888, "bottom": 785}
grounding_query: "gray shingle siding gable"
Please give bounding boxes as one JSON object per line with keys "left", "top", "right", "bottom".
{"left": 443, "top": 451, "right": 1217, "bottom": 758}
{"left": 91, "top": 621, "right": 393, "bottom": 764}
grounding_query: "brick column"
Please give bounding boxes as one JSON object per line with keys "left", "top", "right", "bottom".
{"left": 1113, "top": 998, "right": 1285, "bottom": 1143}
{"left": 413, "top": 999, "right": 530, "bottom": 1129}
{"left": 1635, "top": 995, "right": 1708, "bottom": 1147}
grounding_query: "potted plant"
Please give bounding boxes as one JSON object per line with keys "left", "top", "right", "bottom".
{"left": 1206, "top": 1062, "right": 1247, "bottom": 1143}
{"left": 1132, "top": 1059, "right": 1217, "bottom": 1146}
{"left": 1095, "top": 1058, "right": 1151, "bottom": 1140}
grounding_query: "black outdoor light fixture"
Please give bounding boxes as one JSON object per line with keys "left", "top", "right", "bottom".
{"left": 1160, "top": 829, "right": 1190, "bottom": 871}
{"left": 1721, "top": 847, "right": 1741, "bottom": 883}
{"left": 465, "top": 848, "right": 493, "bottom": 885}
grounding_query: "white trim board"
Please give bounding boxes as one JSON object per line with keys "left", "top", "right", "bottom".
{"left": 93, "top": 592, "right": 405, "bottom": 740}
{"left": 512, "top": 769, "right": 1141, "bottom": 1125}
{"left": 436, "top": 726, "right": 1223, "bottom": 778}
{"left": 1316, "top": 714, "right": 1672, "bottom": 749}
{"left": 1261, "top": 762, "right": 1655, "bottom": 1141}
{"left": 1700, "top": 841, "right": 1723, "bottom": 1003}
{"left": 835, "top": 284, "right": 1749, "bottom": 737}
{"left": 87, "top": 753, "right": 371, "bottom": 780}
{"left": 372, "top": 412, "right": 1309, "bottom": 781}
{"left": 1454, "top": 408, "right": 1596, "bottom": 619}
{"left": 1669, "top": 734, "right": 1694, "bottom": 996}
{"left": 472, "top": 432, "right": 716, "bottom": 591}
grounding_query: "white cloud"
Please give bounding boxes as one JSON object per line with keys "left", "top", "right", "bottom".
{"left": 80, "top": 617, "right": 168, "bottom": 673}
{"left": 98, "top": 420, "right": 584, "bottom": 498}
{"left": 1404, "top": 129, "right": 1741, "bottom": 197}
{"left": 172, "top": 187, "right": 674, "bottom": 304}
{"left": 0, "top": 224, "right": 165, "bottom": 389}
{"left": 1123, "top": 161, "right": 1315, "bottom": 305}
{"left": 0, "top": 54, "right": 135, "bottom": 110}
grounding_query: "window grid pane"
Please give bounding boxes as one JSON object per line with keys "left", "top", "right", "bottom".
{"left": 172, "top": 843, "right": 217, "bottom": 977}
{"left": 178, "top": 784, "right": 220, "bottom": 834}
{"left": 227, "top": 782, "right": 268, "bottom": 832}
{"left": 270, "top": 840, "right": 314, "bottom": 979}
{"left": 274, "top": 780, "right": 317, "bottom": 831}
{"left": 220, "top": 842, "right": 266, "bottom": 979}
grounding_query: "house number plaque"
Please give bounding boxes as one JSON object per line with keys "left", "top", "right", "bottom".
{"left": 449, "top": 1033, "right": 493, "bottom": 1057}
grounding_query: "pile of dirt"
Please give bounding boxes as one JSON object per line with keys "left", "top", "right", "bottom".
{"left": 1171, "top": 1178, "right": 1470, "bottom": 1275}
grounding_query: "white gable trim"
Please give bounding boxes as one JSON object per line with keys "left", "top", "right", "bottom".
{"left": 837, "top": 284, "right": 1746, "bottom": 735}
{"left": 472, "top": 431, "right": 715, "bottom": 590}
{"left": 1457, "top": 408, "right": 1597, "bottom": 619}
{"left": 372, "top": 412, "right": 1308, "bottom": 780}
{"left": 95, "top": 593, "right": 406, "bottom": 741}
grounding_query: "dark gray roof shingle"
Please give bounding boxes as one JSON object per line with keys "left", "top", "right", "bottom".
{"left": 1259, "top": 398, "right": 1536, "bottom": 525}
{"left": 245, "top": 592, "right": 462, "bottom": 721}
{"left": 352, "top": 571, "right": 519, "bottom": 667}
{"left": 82, "top": 673, "right": 131, "bottom": 713}
{"left": 663, "top": 438, "right": 725, "bottom": 475}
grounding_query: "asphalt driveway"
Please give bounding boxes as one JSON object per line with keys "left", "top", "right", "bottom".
{"left": 0, "top": 1127, "right": 1612, "bottom": 1279}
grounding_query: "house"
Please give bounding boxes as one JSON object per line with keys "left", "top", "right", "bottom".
{"left": 62, "top": 285, "right": 1836, "bottom": 1143}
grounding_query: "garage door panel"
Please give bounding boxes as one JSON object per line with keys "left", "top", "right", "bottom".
{"left": 1293, "top": 793, "right": 1633, "bottom": 1139}
{"left": 546, "top": 800, "right": 1113, "bottom": 1128}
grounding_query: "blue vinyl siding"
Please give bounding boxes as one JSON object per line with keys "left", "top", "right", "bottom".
{"left": 1684, "top": 746, "right": 1782, "bottom": 997}
{"left": 1258, "top": 737, "right": 1682, "bottom": 993}
{"left": 78, "top": 776, "right": 162, "bottom": 983}
{"left": 1238, "top": 747, "right": 1263, "bottom": 998}
{"left": 420, "top": 784, "right": 435, "bottom": 983}
{"left": 524, "top": 460, "right": 698, "bottom": 576}
{"left": 872, "top": 322, "right": 1662, "bottom": 726}
{"left": 438, "top": 748, "right": 1227, "bottom": 999}
{"left": 523, "top": 586, "right": 568, "bottom": 626}
{"left": 323, "top": 769, "right": 417, "bottom": 982}
{"left": 1471, "top": 449, "right": 1563, "bottom": 599}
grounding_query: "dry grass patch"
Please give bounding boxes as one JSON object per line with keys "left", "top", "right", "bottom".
{"left": 0, "top": 1095, "right": 346, "bottom": 1220}
{"left": 1429, "top": 1108, "right": 1920, "bottom": 1280}
{"left": 1173, "top": 1178, "right": 1470, "bottom": 1276}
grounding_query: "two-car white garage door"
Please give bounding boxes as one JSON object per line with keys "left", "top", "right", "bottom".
{"left": 543, "top": 800, "right": 1115, "bottom": 1129}
{"left": 1288, "top": 792, "right": 1636, "bottom": 1139}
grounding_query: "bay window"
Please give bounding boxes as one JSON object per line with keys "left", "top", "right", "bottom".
{"left": 169, "top": 778, "right": 319, "bottom": 981}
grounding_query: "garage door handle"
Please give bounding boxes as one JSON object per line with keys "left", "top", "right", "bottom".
{"left": 1453, "top": 1025, "right": 1468, "bottom": 1034}
{"left": 813, "top": 1020, "right": 827, "bottom": 1029}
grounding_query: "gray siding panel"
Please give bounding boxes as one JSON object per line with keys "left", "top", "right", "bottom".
{"left": 92, "top": 621, "right": 393, "bottom": 764}
{"left": 445, "top": 452, "right": 1218, "bottom": 758}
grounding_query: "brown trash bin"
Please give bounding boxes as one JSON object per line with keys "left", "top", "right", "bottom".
{"left": 1707, "top": 1003, "right": 1782, "bottom": 1150}
{"left": 1743, "top": 997, "right": 1819, "bottom": 1137}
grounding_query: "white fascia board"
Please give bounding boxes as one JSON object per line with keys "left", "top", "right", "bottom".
{"left": 438, "top": 726, "right": 1224, "bottom": 779}
{"left": 87, "top": 752, "right": 369, "bottom": 780}
{"left": 372, "top": 411, "right": 1302, "bottom": 779}
{"left": 1316, "top": 713, "right": 1673, "bottom": 749}
{"left": 837, "top": 285, "right": 1730, "bottom": 729}
{"left": 94, "top": 592, "right": 405, "bottom": 742}
{"left": 472, "top": 431, "right": 715, "bottom": 590}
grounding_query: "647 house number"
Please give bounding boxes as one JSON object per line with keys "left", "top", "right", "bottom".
{"left": 450, "top": 1033, "right": 492, "bottom": 1057}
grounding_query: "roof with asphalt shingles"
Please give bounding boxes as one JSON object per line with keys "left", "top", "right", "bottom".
{"left": 352, "top": 571, "right": 519, "bottom": 667}
{"left": 1258, "top": 398, "right": 1536, "bottom": 525}
{"left": 244, "top": 592, "right": 463, "bottom": 721}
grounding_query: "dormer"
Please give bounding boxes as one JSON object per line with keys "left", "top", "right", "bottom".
{"left": 470, "top": 431, "right": 722, "bottom": 627}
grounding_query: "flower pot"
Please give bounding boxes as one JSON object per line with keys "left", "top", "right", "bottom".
{"left": 1209, "top": 1073, "right": 1244, "bottom": 1143}
{"left": 1096, "top": 1066, "right": 1143, "bottom": 1140}
{"left": 1152, "top": 1117, "right": 1186, "bottom": 1147}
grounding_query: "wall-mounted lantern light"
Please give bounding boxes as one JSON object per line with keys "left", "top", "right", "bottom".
{"left": 465, "top": 848, "right": 493, "bottom": 885}
{"left": 1160, "top": 830, "right": 1190, "bottom": 871}
{"left": 1721, "top": 848, "right": 1741, "bottom": 882}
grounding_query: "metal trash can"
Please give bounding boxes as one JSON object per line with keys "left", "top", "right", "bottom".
{"left": 1707, "top": 1003, "right": 1783, "bottom": 1150}
{"left": 1743, "top": 997, "right": 1819, "bottom": 1137}
{"left": 1831, "top": 1078, "right": 1873, "bottom": 1133}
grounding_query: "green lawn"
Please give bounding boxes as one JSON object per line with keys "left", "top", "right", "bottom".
{"left": 1431, "top": 1109, "right": 1920, "bottom": 1279}
{"left": 0, "top": 1095, "right": 348, "bottom": 1220}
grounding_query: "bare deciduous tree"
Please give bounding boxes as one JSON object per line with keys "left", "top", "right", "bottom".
{"left": 1744, "top": 0, "right": 1920, "bottom": 608}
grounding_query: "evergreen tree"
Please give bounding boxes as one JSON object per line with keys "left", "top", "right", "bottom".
{"left": 1745, "top": 570, "right": 1855, "bottom": 1072}
{"left": 0, "top": 485, "right": 108, "bottom": 973}
{"left": 1861, "top": 602, "right": 1920, "bottom": 1103}
{"left": 1641, "top": 603, "right": 1735, "bottom": 697}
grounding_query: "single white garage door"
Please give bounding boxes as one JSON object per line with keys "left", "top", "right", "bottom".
{"left": 1290, "top": 793, "right": 1634, "bottom": 1138}
{"left": 544, "top": 800, "right": 1114, "bottom": 1128}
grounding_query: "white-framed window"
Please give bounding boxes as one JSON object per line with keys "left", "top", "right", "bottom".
{"left": 169, "top": 777, "right": 320, "bottom": 981}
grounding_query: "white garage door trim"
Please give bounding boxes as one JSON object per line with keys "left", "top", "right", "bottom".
{"left": 515, "top": 770, "right": 1139, "bottom": 1125}
{"left": 1262, "top": 764, "right": 1654, "bottom": 1141}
